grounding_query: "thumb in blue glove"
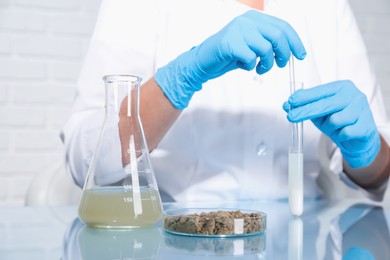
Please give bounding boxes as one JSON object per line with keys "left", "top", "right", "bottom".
{"left": 283, "top": 80, "right": 381, "bottom": 168}
{"left": 155, "top": 10, "right": 306, "bottom": 110}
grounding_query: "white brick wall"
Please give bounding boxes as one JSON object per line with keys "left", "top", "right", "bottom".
{"left": 0, "top": 0, "right": 102, "bottom": 206}
{"left": 0, "top": 0, "right": 389, "bottom": 206}
{"left": 349, "top": 0, "right": 390, "bottom": 115}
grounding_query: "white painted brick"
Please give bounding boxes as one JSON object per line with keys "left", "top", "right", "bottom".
{"left": 383, "top": 95, "right": 390, "bottom": 104}
{"left": 0, "top": 85, "right": 7, "bottom": 103}
{"left": 0, "top": 132, "right": 9, "bottom": 150}
{"left": 368, "top": 54, "right": 390, "bottom": 72}
{"left": 0, "top": 107, "right": 46, "bottom": 127}
{"left": 0, "top": 200, "right": 24, "bottom": 206}
{"left": 0, "top": 155, "right": 44, "bottom": 173}
{"left": 14, "top": 131, "right": 62, "bottom": 151}
{"left": 0, "top": 178, "right": 7, "bottom": 199}
{"left": 0, "top": 35, "right": 11, "bottom": 53}
{"left": 83, "top": 0, "right": 103, "bottom": 13}
{"left": 14, "top": 86, "right": 75, "bottom": 104}
{"left": 42, "top": 156, "right": 65, "bottom": 177}
{"left": 80, "top": 38, "right": 93, "bottom": 55}
{"left": 381, "top": 89, "right": 390, "bottom": 102}
{"left": 0, "top": 0, "right": 10, "bottom": 7}
{"left": 48, "top": 61, "right": 81, "bottom": 80}
{"left": 353, "top": 0, "right": 390, "bottom": 117}
{"left": 9, "top": 176, "right": 33, "bottom": 200}
{"left": 356, "top": 14, "right": 390, "bottom": 34}
{"left": 362, "top": 33, "right": 390, "bottom": 54}
{"left": 15, "top": 35, "right": 81, "bottom": 59}
{"left": 0, "top": 60, "right": 46, "bottom": 79}
{"left": 0, "top": 225, "right": 4, "bottom": 243}
{"left": 48, "top": 107, "right": 72, "bottom": 128}
{"left": 350, "top": 0, "right": 390, "bottom": 14}
{"left": 14, "top": 0, "right": 79, "bottom": 10}
{"left": 43, "top": 152, "right": 64, "bottom": 163}
{"left": 377, "top": 75, "right": 390, "bottom": 113}
{"left": 48, "top": 13, "right": 98, "bottom": 35}
{"left": 377, "top": 71, "right": 390, "bottom": 83}
{"left": 0, "top": 10, "right": 45, "bottom": 31}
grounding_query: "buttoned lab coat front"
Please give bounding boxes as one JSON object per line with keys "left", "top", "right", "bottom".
{"left": 61, "top": 0, "right": 390, "bottom": 202}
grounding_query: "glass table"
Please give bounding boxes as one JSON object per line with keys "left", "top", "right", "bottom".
{"left": 0, "top": 198, "right": 389, "bottom": 259}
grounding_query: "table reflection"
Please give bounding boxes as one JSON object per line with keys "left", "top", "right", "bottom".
{"left": 324, "top": 203, "right": 390, "bottom": 260}
{"left": 162, "top": 231, "right": 266, "bottom": 258}
{"left": 60, "top": 200, "right": 389, "bottom": 259}
{"left": 288, "top": 217, "right": 303, "bottom": 260}
{"left": 62, "top": 218, "right": 162, "bottom": 260}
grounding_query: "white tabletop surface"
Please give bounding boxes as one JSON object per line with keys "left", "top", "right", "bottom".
{"left": 0, "top": 198, "right": 389, "bottom": 260}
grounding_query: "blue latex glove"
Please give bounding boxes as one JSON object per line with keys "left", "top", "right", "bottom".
{"left": 283, "top": 80, "right": 381, "bottom": 168}
{"left": 342, "top": 246, "right": 375, "bottom": 260}
{"left": 155, "top": 10, "right": 306, "bottom": 110}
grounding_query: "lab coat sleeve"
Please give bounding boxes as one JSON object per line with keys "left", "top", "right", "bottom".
{"left": 60, "top": 0, "right": 160, "bottom": 187}
{"left": 326, "top": 0, "right": 389, "bottom": 201}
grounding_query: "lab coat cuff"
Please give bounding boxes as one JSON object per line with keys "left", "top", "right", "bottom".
{"left": 330, "top": 148, "right": 389, "bottom": 202}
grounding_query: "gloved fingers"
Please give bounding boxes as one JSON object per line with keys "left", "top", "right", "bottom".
{"left": 286, "top": 81, "right": 365, "bottom": 122}
{"left": 256, "top": 23, "right": 301, "bottom": 68}
{"left": 246, "top": 10, "right": 306, "bottom": 61}
{"left": 255, "top": 42, "right": 275, "bottom": 74}
{"left": 262, "top": 25, "right": 293, "bottom": 68}
{"left": 311, "top": 116, "right": 335, "bottom": 137}
{"left": 340, "top": 139, "right": 376, "bottom": 158}
{"left": 282, "top": 101, "right": 290, "bottom": 112}
{"left": 232, "top": 38, "right": 258, "bottom": 71}
{"left": 337, "top": 109, "right": 377, "bottom": 143}
{"left": 288, "top": 82, "right": 343, "bottom": 107}
{"left": 287, "top": 96, "right": 347, "bottom": 122}
{"left": 324, "top": 99, "right": 362, "bottom": 129}
{"left": 217, "top": 22, "right": 276, "bottom": 72}
{"left": 289, "top": 80, "right": 362, "bottom": 107}
{"left": 340, "top": 138, "right": 380, "bottom": 166}
{"left": 207, "top": 31, "right": 258, "bottom": 73}
{"left": 240, "top": 29, "right": 275, "bottom": 73}
{"left": 237, "top": 57, "right": 258, "bottom": 71}
{"left": 340, "top": 132, "right": 381, "bottom": 168}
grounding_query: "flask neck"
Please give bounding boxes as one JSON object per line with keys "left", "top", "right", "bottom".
{"left": 103, "top": 75, "right": 142, "bottom": 116}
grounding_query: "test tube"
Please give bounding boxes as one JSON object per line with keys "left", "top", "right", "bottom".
{"left": 288, "top": 58, "right": 304, "bottom": 216}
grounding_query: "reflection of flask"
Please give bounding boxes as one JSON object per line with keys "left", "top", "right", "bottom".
{"left": 78, "top": 75, "right": 163, "bottom": 228}
{"left": 78, "top": 226, "right": 162, "bottom": 259}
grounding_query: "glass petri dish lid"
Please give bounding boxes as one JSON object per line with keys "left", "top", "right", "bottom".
{"left": 163, "top": 208, "right": 267, "bottom": 238}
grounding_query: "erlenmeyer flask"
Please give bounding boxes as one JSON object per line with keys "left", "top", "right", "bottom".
{"left": 78, "top": 74, "right": 163, "bottom": 228}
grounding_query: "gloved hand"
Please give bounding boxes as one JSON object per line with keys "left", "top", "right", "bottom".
{"left": 342, "top": 246, "right": 375, "bottom": 260}
{"left": 283, "top": 80, "right": 381, "bottom": 168}
{"left": 155, "top": 10, "right": 306, "bottom": 110}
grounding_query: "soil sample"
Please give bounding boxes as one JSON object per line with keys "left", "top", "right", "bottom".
{"left": 164, "top": 210, "right": 266, "bottom": 236}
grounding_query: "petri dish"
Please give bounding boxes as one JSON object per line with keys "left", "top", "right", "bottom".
{"left": 163, "top": 208, "right": 267, "bottom": 238}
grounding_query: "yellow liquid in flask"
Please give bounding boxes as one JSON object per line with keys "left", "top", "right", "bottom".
{"left": 78, "top": 187, "right": 162, "bottom": 228}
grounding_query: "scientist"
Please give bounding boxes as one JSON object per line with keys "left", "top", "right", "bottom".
{"left": 61, "top": 0, "right": 390, "bottom": 202}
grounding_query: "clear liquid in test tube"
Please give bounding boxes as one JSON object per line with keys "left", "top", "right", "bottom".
{"left": 289, "top": 81, "right": 304, "bottom": 216}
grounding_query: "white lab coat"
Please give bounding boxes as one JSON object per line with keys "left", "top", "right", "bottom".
{"left": 61, "top": 0, "right": 389, "bottom": 202}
